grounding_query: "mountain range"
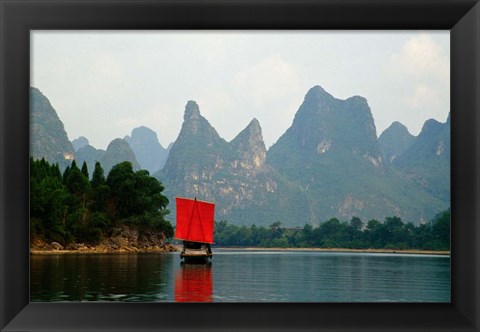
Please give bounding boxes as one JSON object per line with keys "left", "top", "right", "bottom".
{"left": 30, "top": 86, "right": 450, "bottom": 227}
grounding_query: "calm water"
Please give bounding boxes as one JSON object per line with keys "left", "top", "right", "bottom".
{"left": 30, "top": 250, "right": 450, "bottom": 302}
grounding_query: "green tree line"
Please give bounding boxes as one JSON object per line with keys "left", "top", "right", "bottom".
{"left": 214, "top": 210, "right": 450, "bottom": 251}
{"left": 30, "top": 158, "right": 173, "bottom": 245}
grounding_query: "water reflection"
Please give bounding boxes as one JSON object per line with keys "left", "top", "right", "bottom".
{"left": 31, "top": 251, "right": 450, "bottom": 302}
{"left": 174, "top": 263, "right": 213, "bottom": 302}
{"left": 30, "top": 253, "right": 174, "bottom": 302}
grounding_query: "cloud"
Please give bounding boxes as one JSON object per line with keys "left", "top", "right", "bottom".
{"left": 405, "top": 85, "right": 440, "bottom": 110}
{"left": 228, "top": 55, "right": 304, "bottom": 147}
{"left": 32, "top": 31, "right": 450, "bottom": 149}
{"left": 389, "top": 33, "right": 449, "bottom": 83}
{"left": 386, "top": 33, "right": 450, "bottom": 132}
{"left": 232, "top": 55, "right": 302, "bottom": 107}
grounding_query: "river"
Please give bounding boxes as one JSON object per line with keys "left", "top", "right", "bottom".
{"left": 30, "top": 249, "right": 450, "bottom": 302}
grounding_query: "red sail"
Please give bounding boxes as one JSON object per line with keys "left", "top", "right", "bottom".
{"left": 174, "top": 197, "right": 215, "bottom": 243}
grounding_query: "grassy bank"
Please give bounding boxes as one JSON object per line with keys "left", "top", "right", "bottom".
{"left": 213, "top": 247, "right": 450, "bottom": 255}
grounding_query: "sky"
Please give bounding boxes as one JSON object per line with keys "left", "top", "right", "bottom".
{"left": 31, "top": 31, "right": 450, "bottom": 150}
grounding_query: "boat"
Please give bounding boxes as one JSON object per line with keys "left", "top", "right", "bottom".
{"left": 174, "top": 197, "right": 215, "bottom": 263}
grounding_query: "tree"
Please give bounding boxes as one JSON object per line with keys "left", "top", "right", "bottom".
{"left": 430, "top": 209, "right": 450, "bottom": 250}
{"left": 205, "top": 210, "right": 450, "bottom": 250}
{"left": 30, "top": 158, "right": 70, "bottom": 244}
{"left": 269, "top": 221, "right": 283, "bottom": 239}
{"left": 30, "top": 158, "right": 173, "bottom": 246}
{"left": 106, "top": 162, "right": 136, "bottom": 219}
{"left": 81, "top": 161, "right": 89, "bottom": 179}
{"left": 315, "top": 218, "right": 349, "bottom": 248}
{"left": 106, "top": 161, "right": 170, "bottom": 229}
{"left": 62, "top": 165, "right": 71, "bottom": 183}
{"left": 347, "top": 216, "right": 365, "bottom": 248}
{"left": 50, "top": 163, "right": 62, "bottom": 181}
{"left": 91, "top": 162, "right": 106, "bottom": 188}
{"left": 301, "top": 224, "right": 314, "bottom": 246}
{"left": 413, "top": 223, "right": 432, "bottom": 249}
{"left": 349, "top": 216, "right": 363, "bottom": 231}
{"left": 90, "top": 162, "right": 109, "bottom": 213}
{"left": 65, "top": 160, "right": 91, "bottom": 197}
{"left": 383, "top": 216, "right": 407, "bottom": 248}
{"left": 133, "top": 169, "right": 169, "bottom": 215}
{"left": 365, "top": 219, "right": 383, "bottom": 248}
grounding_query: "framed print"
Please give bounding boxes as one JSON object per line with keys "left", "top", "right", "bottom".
{"left": 1, "top": 0, "right": 479, "bottom": 331}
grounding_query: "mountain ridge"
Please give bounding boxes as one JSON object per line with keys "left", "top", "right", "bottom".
{"left": 378, "top": 121, "right": 415, "bottom": 163}
{"left": 30, "top": 87, "right": 74, "bottom": 170}
{"left": 154, "top": 86, "right": 448, "bottom": 226}
{"left": 30, "top": 86, "right": 450, "bottom": 226}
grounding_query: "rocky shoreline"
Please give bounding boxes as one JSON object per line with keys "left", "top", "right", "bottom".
{"left": 30, "top": 245, "right": 179, "bottom": 255}
{"left": 30, "top": 242, "right": 179, "bottom": 255}
{"left": 30, "top": 225, "right": 180, "bottom": 254}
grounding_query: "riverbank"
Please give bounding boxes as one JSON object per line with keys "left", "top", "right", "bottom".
{"left": 214, "top": 247, "right": 450, "bottom": 255}
{"left": 31, "top": 245, "right": 449, "bottom": 255}
{"left": 30, "top": 243, "right": 180, "bottom": 255}
{"left": 30, "top": 224, "right": 183, "bottom": 255}
{"left": 30, "top": 235, "right": 180, "bottom": 255}
{"left": 30, "top": 247, "right": 180, "bottom": 255}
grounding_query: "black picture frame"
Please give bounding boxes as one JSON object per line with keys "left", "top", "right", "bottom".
{"left": 1, "top": 0, "right": 479, "bottom": 331}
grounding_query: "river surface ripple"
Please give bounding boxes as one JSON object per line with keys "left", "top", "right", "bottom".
{"left": 30, "top": 249, "right": 450, "bottom": 302}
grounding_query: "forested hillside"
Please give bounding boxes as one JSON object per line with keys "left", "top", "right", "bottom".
{"left": 30, "top": 158, "right": 173, "bottom": 247}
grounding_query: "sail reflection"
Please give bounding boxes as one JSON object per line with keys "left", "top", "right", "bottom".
{"left": 174, "top": 263, "right": 213, "bottom": 302}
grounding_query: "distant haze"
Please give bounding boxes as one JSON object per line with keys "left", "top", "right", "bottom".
{"left": 31, "top": 30, "right": 449, "bottom": 150}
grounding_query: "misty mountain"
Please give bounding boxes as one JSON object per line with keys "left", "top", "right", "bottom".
{"left": 124, "top": 126, "right": 170, "bottom": 174}
{"left": 74, "top": 138, "right": 141, "bottom": 177}
{"left": 392, "top": 114, "right": 450, "bottom": 202}
{"left": 99, "top": 138, "right": 141, "bottom": 175}
{"left": 155, "top": 87, "right": 448, "bottom": 226}
{"left": 30, "top": 86, "right": 450, "bottom": 227}
{"left": 74, "top": 144, "right": 106, "bottom": 176}
{"left": 154, "top": 101, "right": 309, "bottom": 225}
{"left": 266, "top": 86, "right": 446, "bottom": 225}
{"left": 378, "top": 121, "right": 415, "bottom": 163}
{"left": 72, "top": 136, "right": 89, "bottom": 152}
{"left": 30, "top": 87, "right": 74, "bottom": 170}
